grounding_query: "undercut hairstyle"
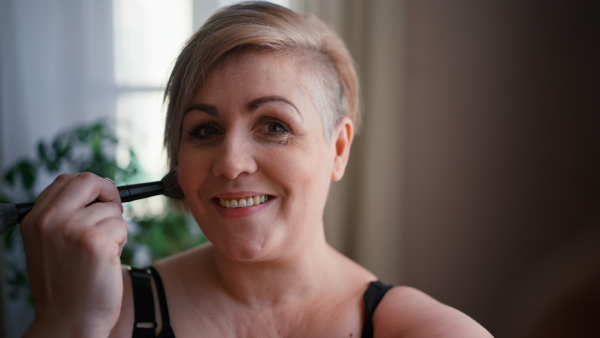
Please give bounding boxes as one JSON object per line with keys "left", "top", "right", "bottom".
{"left": 164, "top": 1, "right": 359, "bottom": 205}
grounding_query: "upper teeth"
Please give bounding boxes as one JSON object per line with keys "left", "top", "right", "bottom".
{"left": 219, "top": 195, "right": 269, "bottom": 208}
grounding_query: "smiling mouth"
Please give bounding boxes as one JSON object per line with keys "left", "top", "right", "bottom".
{"left": 217, "top": 195, "right": 271, "bottom": 208}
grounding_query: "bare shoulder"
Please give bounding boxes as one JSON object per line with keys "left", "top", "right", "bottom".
{"left": 373, "top": 286, "right": 493, "bottom": 337}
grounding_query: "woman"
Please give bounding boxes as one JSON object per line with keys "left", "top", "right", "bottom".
{"left": 22, "top": 2, "right": 491, "bottom": 337}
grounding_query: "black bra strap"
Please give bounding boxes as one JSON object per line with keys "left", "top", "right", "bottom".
{"left": 129, "top": 267, "right": 157, "bottom": 338}
{"left": 148, "top": 266, "right": 176, "bottom": 338}
{"left": 362, "top": 280, "right": 394, "bottom": 338}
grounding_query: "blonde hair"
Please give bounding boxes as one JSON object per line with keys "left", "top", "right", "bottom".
{"left": 164, "top": 1, "right": 359, "bottom": 200}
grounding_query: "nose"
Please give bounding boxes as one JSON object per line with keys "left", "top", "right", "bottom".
{"left": 212, "top": 132, "right": 257, "bottom": 179}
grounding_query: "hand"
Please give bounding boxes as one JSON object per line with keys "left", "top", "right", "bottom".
{"left": 21, "top": 172, "right": 127, "bottom": 337}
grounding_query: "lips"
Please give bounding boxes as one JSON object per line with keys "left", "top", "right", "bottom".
{"left": 218, "top": 195, "right": 271, "bottom": 208}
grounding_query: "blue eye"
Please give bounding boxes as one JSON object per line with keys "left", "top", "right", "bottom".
{"left": 189, "top": 123, "right": 221, "bottom": 140}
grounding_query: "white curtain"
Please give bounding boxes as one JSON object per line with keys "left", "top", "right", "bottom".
{"left": 0, "top": 0, "right": 115, "bottom": 170}
{"left": 0, "top": 1, "right": 115, "bottom": 336}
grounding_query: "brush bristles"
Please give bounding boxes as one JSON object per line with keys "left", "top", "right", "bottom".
{"left": 0, "top": 204, "right": 19, "bottom": 234}
{"left": 161, "top": 169, "right": 184, "bottom": 199}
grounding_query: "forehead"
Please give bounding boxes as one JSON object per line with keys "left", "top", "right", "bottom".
{"left": 195, "top": 50, "right": 317, "bottom": 103}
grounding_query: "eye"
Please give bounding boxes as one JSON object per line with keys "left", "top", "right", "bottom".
{"left": 261, "top": 120, "right": 290, "bottom": 137}
{"left": 189, "top": 123, "right": 221, "bottom": 140}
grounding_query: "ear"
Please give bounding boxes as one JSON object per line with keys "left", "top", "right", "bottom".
{"left": 331, "top": 117, "right": 354, "bottom": 181}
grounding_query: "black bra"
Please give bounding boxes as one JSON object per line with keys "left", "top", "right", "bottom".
{"left": 129, "top": 267, "right": 393, "bottom": 338}
{"left": 129, "top": 267, "right": 175, "bottom": 338}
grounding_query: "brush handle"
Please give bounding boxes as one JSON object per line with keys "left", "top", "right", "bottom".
{"left": 118, "top": 181, "right": 164, "bottom": 202}
{"left": 12, "top": 181, "right": 165, "bottom": 223}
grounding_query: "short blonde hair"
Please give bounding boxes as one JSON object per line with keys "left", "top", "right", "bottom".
{"left": 164, "top": 1, "right": 359, "bottom": 179}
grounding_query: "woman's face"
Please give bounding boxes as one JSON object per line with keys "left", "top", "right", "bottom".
{"left": 177, "top": 51, "right": 350, "bottom": 262}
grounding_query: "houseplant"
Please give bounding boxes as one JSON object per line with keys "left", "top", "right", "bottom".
{"left": 0, "top": 119, "right": 205, "bottom": 303}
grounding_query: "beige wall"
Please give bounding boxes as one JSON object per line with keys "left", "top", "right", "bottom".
{"left": 403, "top": 1, "right": 599, "bottom": 336}
{"left": 298, "top": 0, "right": 406, "bottom": 285}
{"left": 303, "top": 0, "right": 600, "bottom": 336}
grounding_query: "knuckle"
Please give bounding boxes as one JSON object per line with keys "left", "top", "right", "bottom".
{"left": 31, "top": 207, "right": 59, "bottom": 234}
{"left": 35, "top": 210, "right": 53, "bottom": 230}
{"left": 116, "top": 221, "right": 129, "bottom": 238}
{"left": 78, "top": 229, "right": 104, "bottom": 254}
{"left": 76, "top": 172, "right": 99, "bottom": 181}
{"left": 98, "top": 202, "right": 123, "bottom": 217}
{"left": 106, "top": 199, "right": 120, "bottom": 208}
{"left": 107, "top": 217, "right": 128, "bottom": 238}
{"left": 54, "top": 173, "right": 75, "bottom": 183}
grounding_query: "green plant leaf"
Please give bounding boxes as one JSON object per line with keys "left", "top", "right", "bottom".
{"left": 16, "top": 161, "right": 37, "bottom": 191}
{"left": 5, "top": 167, "right": 16, "bottom": 186}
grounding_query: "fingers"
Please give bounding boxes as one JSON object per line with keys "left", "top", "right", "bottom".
{"left": 20, "top": 172, "right": 128, "bottom": 335}
{"left": 34, "top": 208, "right": 128, "bottom": 264}
{"left": 26, "top": 173, "right": 122, "bottom": 224}
{"left": 22, "top": 215, "right": 128, "bottom": 335}
{"left": 55, "top": 172, "right": 123, "bottom": 211}
{"left": 21, "top": 172, "right": 124, "bottom": 240}
{"left": 21, "top": 189, "right": 127, "bottom": 257}
{"left": 72, "top": 215, "right": 128, "bottom": 261}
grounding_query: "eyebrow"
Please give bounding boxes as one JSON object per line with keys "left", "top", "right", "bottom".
{"left": 247, "top": 96, "right": 302, "bottom": 121}
{"left": 184, "top": 103, "right": 218, "bottom": 116}
{"left": 183, "top": 96, "right": 303, "bottom": 120}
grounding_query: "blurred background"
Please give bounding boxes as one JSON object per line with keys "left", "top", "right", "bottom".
{"left": 1, "top": 0, "right": 598, "bottom": 337}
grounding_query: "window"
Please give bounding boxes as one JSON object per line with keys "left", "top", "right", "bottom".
{"left": 113, "top": 0, "right": 193, "bottom": 216}
{"left": 112, "top": 0, "right": 290, "bottom": 216}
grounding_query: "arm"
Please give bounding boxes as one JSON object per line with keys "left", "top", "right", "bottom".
{"left": 20, "top": 173, "right": 127, "bottom": 338}
{"left": 374, "top": 286, "right": 493, "bottom": 338}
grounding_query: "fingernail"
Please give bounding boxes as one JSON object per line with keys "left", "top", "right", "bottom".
{"left": 103, "top": 177, "right": 116, "bottom": 185}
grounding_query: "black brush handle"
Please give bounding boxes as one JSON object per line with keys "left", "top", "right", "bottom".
{"left": 15, "top": 181, "right": 164, "bottom": 222}
{"left": 118, "top": 181, "right": 164, "bottom": 202}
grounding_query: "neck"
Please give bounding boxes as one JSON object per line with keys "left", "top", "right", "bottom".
{"left": 211, "top": 230, "right": 336, "bottom": 306}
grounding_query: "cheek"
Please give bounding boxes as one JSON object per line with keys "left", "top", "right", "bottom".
{"left": 269, "top": 146, "right": 333, "bottom": 197}
{"left": 177, "top": 146, "right": 210, "bottom": 197}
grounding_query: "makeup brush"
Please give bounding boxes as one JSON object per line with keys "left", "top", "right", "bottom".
{"left": 0, "top": 169, "right": 183, "bottom": 234}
